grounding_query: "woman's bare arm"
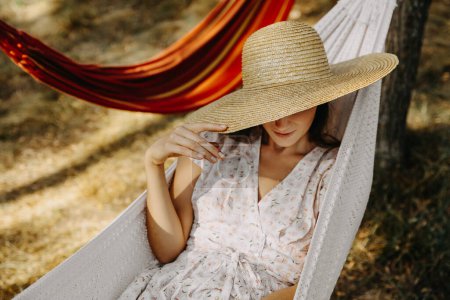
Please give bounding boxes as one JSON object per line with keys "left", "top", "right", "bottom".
{"left": 143, "top": 123, "right": 227, "bottom": 263}
{"left": 144, "top": 155, "right": 202, "bottom": 264}
{"left": 262, "top": 283, "right": 298, "bottom": 300}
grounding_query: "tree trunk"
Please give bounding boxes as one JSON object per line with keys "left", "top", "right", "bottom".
{"left": 376, "top": 0, "right": 432, "bottom": 170}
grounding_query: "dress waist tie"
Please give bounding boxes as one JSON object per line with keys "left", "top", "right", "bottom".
{"left": 220, "top": 248, "right": 261, "bottom": 299}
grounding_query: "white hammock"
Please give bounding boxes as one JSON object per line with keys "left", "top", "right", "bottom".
{"left": 13, "top": 0, "right": 397, "bottom": 299}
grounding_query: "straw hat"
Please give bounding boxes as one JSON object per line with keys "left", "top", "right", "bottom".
{"left": 184, "top": 20, "right": 398, "bottom": 134}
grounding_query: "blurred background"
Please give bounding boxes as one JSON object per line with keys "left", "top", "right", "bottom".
{"left": 0, "top": 0, "right": 448, "bottom": 299}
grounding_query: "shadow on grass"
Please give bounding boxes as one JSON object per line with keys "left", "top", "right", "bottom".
{"left": 0, "top": 113, "right": 183, "bottom": 203}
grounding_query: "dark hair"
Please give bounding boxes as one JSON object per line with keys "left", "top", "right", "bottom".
{"left": 227, "top": 102, "right": 341, "bottom": 148}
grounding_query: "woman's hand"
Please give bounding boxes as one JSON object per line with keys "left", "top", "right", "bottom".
{"left": 144, "top": 122, "right": 228, "bottom": 166}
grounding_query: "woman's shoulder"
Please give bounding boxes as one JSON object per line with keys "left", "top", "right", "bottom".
{"left": 323, "top": 145, "right": 339, "bottom": 158}
{"left": 319, "top": 144, "right": 339, "bottom": 156}
{"left": 317, "top": 145, "right": 339, "bottom": 166}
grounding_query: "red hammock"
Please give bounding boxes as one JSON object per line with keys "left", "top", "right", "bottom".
{"left": 0, "top": 0, "right": 294, "bottom": 113}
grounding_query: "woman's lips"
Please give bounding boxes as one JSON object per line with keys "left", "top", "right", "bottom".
{"left": 274, "top": 130, "right": 294, "bottom": 137}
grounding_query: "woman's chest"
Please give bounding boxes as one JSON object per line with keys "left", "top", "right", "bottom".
{"left": 257, "top": 150, "right": 304, "bottom": 203}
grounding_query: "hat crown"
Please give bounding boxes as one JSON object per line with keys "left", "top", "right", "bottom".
{"left": 242, "top": 21, "right": 332, "bottom": 89}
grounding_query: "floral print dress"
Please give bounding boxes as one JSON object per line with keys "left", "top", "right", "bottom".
{"left": 118, "top": 126, "right": 339, "bottom": 300}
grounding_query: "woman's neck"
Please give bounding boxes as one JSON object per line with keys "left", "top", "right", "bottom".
{"left": 265, "top": 133, "right": 317, "bottom": 157}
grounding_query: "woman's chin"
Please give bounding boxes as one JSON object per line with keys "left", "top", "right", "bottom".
{"left": 269, "top": 134, "right": 299, "bottom": 148}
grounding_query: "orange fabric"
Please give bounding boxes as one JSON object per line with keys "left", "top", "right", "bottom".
{"left": 0, "top": 0, "right": 294, "bottom": 112}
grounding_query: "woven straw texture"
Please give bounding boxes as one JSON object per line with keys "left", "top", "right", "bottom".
{"left": 12, "top": 0, "right": 397, "bottom": 299}
{"left": 184, "top": 21, "right": 397, "bottom": 134}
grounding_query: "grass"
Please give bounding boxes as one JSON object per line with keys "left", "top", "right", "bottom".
{"left": 0, "top": 0, "right": 448, "bottom": 299}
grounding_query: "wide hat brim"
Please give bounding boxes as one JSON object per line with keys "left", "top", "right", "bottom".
{"left": 184, "top": 52, "right": 399, "bottom": 134}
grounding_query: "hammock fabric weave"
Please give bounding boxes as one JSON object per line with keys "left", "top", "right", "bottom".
{"left": 0, "top": 0, "right": 294, "bottom": 113}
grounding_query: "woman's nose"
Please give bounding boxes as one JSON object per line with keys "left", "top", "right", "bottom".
{"left": 275, "top": 118, "right": 288, "bottom": 127}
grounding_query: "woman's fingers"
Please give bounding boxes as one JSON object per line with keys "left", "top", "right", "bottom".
{"left": 185, "top": 122, "right": 228, "bottom": 133}
{"left": 165, "top": 142, "right": 203, "bottom": 160}
{"left": 175, "top": 126, "right": 224, "bottom": 162}
{"left": 144, "top": 122, "right": 228, "bottom": 166}
{"left": 170, "top": 131, "right": 218, "bottom": 163}
{"left": 181, "top": 123, "right": 227, "bottom": 156}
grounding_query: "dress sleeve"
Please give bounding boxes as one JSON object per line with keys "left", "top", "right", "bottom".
{"left": 314, "top": 148, "right": 338, "bottom": 218}
{"left": 315, "top": 167, "right": 332, "bottom": 217}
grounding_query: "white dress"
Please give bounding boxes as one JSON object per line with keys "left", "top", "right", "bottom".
{"left": 118, "top": 126, "right": 339, "bottom": 300}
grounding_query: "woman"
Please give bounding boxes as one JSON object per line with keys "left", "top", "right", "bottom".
{"left": 118, "top": 21, "right": 398, "bottom": 300}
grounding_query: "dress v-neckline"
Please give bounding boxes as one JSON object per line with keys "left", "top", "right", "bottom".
{"left": 254, "top": 128, "right": 320, "bottom": 207}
